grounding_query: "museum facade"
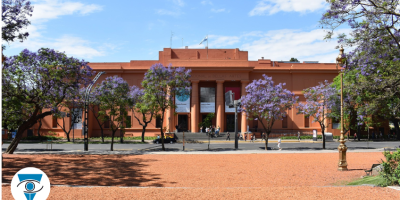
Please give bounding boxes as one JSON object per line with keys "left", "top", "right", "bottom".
{"left": 22, "top": 47, "right": 349, "bottom": 139}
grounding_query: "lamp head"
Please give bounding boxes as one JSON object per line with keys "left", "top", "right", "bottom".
{"left": 336, "top": 45, "right": 346, "bottom": 67}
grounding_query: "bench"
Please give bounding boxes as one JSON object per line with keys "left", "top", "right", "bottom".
{"left": 365, "top": 164, "right": 380, "bottom": 176}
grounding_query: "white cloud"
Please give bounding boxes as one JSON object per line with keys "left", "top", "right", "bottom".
{"left": 188, "top": 29, "right": 352, "bottom": 63}
{"left": 241, "top": 29, "right": 352, "bottom": 63}
{"left": 6, "top": 0, "right": 109, "bottom": 59}
{"left": 172, "top": 0, "right": 185, "bottom": 7}
{"left": 156, "top": 9, "right": 182, "bottom": 16}
{"left": 30, "top": 0, "right": 103, "bottom": 22}
{"left": 201, "top": 0, "right": 213, "bottom": 5}
{"left": 211, "top": 8, "right": 228, "bottom": 13}
{"left": 11, "top": 35, "right": 107, "bottom": 59}
{"left": 249, "top": 0, "right": 327, "bottom": 16}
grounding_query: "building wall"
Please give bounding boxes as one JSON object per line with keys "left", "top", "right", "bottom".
{"left": 25, "top": 48, "right": 389, "bottom": 138}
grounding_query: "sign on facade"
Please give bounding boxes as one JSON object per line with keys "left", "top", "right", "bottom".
{"left": 225, "top": 87, "right": 241, "bottom": 112}
{"left": 175, "top": 89, "right": 190, "bottom": 113}
{"left": 200, "top": 87, "right": 215, "bottom": 113}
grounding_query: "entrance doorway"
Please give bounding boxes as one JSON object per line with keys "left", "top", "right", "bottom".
{"left": 178, "top": 115, "right": 188, "bottom": 132}
{"left": 226, "top": 114, "right": 235, "bottom": 132}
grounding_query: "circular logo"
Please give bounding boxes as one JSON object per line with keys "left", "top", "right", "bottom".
{"left": 11, "top": 167, "right": 51, "bottom": 200}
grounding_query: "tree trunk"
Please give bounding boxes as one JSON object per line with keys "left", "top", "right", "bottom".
{"left": 322, "top": 131, "right": 325, "bottom": 149}
{"left": 6, "top": 127, "right": 25, "bottom": 154}
{"left": 6, "top": 110, "right": 51, "bottom": 154}
{"left": 265, "top": 133, "right": 269, "bottom": 150}
{"left": 101, "top": 128, "right": 104, "bottom": 143}
{"left": 110, "top": 131, "right": 115, "bottom": 151}
{"left": 141, "top": 125, "right": 147, "bottom": 143}
{"left": 66, "top": 130, "right": 70, "bottom": 142}
{"left": 161, "top": 113, "right": 165, "bottom": 151}
{"left": 37, "top": 119, "right": 43, "bottom": 142}
{"left": 393, "top": 118, "right": 400, "bottom": 140}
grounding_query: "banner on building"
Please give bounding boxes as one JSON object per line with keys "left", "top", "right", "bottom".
{"left": 200, "top": 87, "right": 215, "bottom": 113}
{"left": 71, "top": 108, "right": 82, "bottom": 129}
{"left": 175, "top": 89, "right": 190, "bottom": 113}
{"left": 225, "top": 87, "right": 241, "bottom": 112}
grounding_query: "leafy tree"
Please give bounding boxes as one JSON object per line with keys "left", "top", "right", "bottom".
{"left": 130, "top": 86, "right": 155, "bottom": 143}
{"left": 141, "top": 63, "right": 191, "bottom": 151}
{"left": 241, "top": 75, "right": 298, "bottom": 150}
{"left": 198, "top": 113, "right": 215, "bottom": 150}
{"left": 289, "top": 57, "right": 299, "bottom": 62}
{"left": 2, "top": 0, "right": 33, "bottom": 50}
{"left": 92, "top": 76, "right": 133, "bottom": 151}
{"left": 2, "top": 48, "right": 94, "bottom": 154}
{"left": 297, "top": 80, "right": 339, "bottom": 149}
{"left": 331, "top": 71, "right": 359, "bottom": 139}
{"left": 53, "top": 87, "right": 84, "bottom": 142}
{"left": 87, "top": 88, "right": 108, "bottom": 142}
{"left": 321, "top": 0, "right": 400, "bottom": 139}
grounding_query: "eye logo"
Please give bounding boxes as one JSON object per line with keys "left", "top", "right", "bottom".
{"left": 11, "top": 167, "right": 50, "bottom": 200}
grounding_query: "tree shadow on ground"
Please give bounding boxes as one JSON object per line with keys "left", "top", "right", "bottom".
{"left": 2, "top": 155, "right": 175, "bottom": 187}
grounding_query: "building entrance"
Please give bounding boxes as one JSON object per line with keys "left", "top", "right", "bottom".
{"left": 178, "top": 115, "right": 188, "bottom": 132}
{"left": 226, "top": 114, "right": 235, "bottom": 132}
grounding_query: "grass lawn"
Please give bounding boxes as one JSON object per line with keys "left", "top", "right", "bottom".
{"left": 347, "top": 175, "right": 386, "bottom": 186}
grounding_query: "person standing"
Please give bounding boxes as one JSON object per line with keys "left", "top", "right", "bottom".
{"left": 226, "top": 132, "right": 230, "bottom": 141}
{"left": 297, "top": 131, "right": 301, "bottom": 141}
{"left": 245, "top": 135, "right": 247, "bottom": 142}
{"left": 354, "top": 133, "right": 357, "bottom": 140}
{"left": 277, "top": 137, "right": 282, "bottom": 150}
{"left": 200, "top": 126, "right": 203, "bottom": 133}
{"left": 380, "top": 131, "right": 383, "bottom": 140}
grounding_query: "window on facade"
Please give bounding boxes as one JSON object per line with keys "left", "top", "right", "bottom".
{"left": 332, "top": 118, "right": 340, "bottom": 129}
{"left": 52, "top": 117, "right": 57, "bottom": 128}
{"left": 126, "top": 116, "right": 131, "bottom": 128}
{"left": 282, "top": 116, "right": 288, "bottom": 128}
{"left": 104, "top": 118, "right": 110, "bottom": 129}
{"left": 304, "top": 116, "right": 309, "bottom": 128}
{"left": 156, "top": 115, "right": 162, "bottom": 128}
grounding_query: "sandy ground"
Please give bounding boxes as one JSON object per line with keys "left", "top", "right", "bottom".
{"left": 2, "top": 152, "right": 399, "bottom": 199}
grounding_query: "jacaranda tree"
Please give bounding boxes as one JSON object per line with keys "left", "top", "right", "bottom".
{"left": 129, "top": 86, "right": 156, "bottom": 143}
{"left": 321, "top": 0, "right": 400, "bottom": 138}
{"left": 92, "top": 76, "right": 133, "bottom": 151}
{"left": 2, "top": 0, "right": 33, "bottom": 50}
{"left": 240, "top": 75, "right": 298, "bottom": 150}
{"left": 297, "top": 80, "right": 340, "bottom": 149}
{"left": 141, "top": 63, "right": 191, "bottom": 151}
{"left": 2, "top": 48, "right": 95, "bottom": 154}
{"left": 53, "top": 87, "right": 85, "bottom": 142}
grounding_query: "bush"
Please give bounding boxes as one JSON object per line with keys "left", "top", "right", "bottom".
{"left": 21, "top": 136, "right": 63, "bottom": 140}
{"left": 381, "top": 149, "right": 400, "bottom": 186}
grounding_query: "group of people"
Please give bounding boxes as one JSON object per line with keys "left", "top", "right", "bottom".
{"left": 200, "top": 125, "right": 220, "bottom": 138}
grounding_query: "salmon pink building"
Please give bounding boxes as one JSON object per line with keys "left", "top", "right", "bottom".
{"left": 22, "top": 47, "right": 355, "bottom": 139}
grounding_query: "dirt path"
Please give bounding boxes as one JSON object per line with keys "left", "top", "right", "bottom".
{"left": 2, "top": 152, "right": 399, "bottom": 199}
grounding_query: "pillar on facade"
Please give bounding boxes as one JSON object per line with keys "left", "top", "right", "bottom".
{"left": 216, "top": 80, "right": 225, "bottom": 132}
{"left": 241, "top": 80, "right": 250, "bottom": 133}
{"left": 191, "top": 80, "right": 199, "bottom": 133}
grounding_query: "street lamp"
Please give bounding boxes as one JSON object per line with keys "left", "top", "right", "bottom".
{"left": 336, "top": 46, "right": 348, "bottom": 171}
{"left": 83, "top": 71, "right": 106, "bottom": 151}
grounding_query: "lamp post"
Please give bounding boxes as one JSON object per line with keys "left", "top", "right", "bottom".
{"left": 83, "top": 71, "right": 106, "bottom": 151}
{"left": 336, "top": 46, "right": 348, "bottom": 171}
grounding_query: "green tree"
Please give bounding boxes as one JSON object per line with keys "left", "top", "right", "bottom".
{"left": 2, "top": 48, "right": 94, "bottom": 154}
{"left": 141, "top": 63, "right": 191, "bottom": 151}
{"left": 289, "top": 57, "right": 299, "bottom": 62}
{"left": 198, "top": 113, "right": 215, "bottom": 150}
{"left": 92, "top": 76, "right": 133, "bottom": 151}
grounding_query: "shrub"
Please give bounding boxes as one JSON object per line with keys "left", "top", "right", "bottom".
{"left": 21, "top": 136, "right": 63, "bottom": 140}
{"left": 381, "top": 149, "right": 400, "bottom": 186}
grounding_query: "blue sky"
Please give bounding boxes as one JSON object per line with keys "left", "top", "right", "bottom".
{"left": 3, "top": 0, "right": 351, "bottom": 63}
